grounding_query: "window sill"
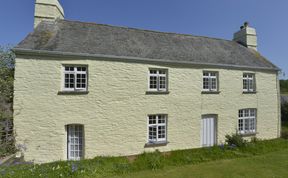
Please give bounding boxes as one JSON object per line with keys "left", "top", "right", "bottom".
{"left": 146, "top": 91, "right": 170, "bottom": 95}
{"left": 242, "top": 91, "right": 257, "bottom": 94}
{"left": 58, "top": 91, "right": 89, "bottom": 95}
{"left": 144, "top": 141, "right": 169, "bottom": 148}
{"left": 239, "top": 132, "right": 257, "bottom": 137}
{"left": 201, "top": 91, "right": 221, "bottom": 94}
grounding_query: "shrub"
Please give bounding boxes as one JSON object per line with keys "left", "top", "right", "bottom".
{"left": 225, "top": 133, "right": 247, "bottom": 147}
{"left": 281, "top": 129, "right": 288, "bottom": 139}
{"left": 282, "top": 103, "right": 288, "bottom": 122}
{"left": 133, "top": 150, "right": 164, "bottom": 170}
{"left": 250, "top": 137, "right": 260, "bottom": 143}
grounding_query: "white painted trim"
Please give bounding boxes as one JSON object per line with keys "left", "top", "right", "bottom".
{"left": 238, "top": 109, "right": 257, "bottom": 134}
{"left": 243, "top": 73, "right": 256, "bottom": 92}
{"left": 147, "top": 114, "right": 167, "bottom": 143}
{"left": 202, "top": 71, "right": 218, "bottom": 92}
{"left": 148, "top": 69, "right": 168, "bottom": 92}
{"left": 62, "top": 65, "right": 88, "bottom": 92}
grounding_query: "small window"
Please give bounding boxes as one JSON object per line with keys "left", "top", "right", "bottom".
{"left": 148, "top": 69, "right": 168, "bottom": 92}
{"left": 63, "top": 66, "right": 87, "bottom": 91}
{"left": 203, "top": 71, "right": 218, "bottom": 92}
{"left": 243, "top": 73, "right": 255, "bottom": 92}
{"left": 238, "top": 109, "right": 256, "bottom": 134}
{"left": 148, "top": 115, "right": 167, "bottom": 143}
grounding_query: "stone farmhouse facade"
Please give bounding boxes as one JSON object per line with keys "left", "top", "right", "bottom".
{"left": 13, "top": 0, "right": 281, "bottom": 163}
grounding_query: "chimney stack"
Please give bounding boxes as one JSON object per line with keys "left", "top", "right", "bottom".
{"left": 233, "top": 22, "right": 257, "bottom": 51}
{"left": 34, "top": 0, "right": 64, "bottom": 28}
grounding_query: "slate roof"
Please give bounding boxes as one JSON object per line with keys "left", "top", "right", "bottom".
{"left": 15, "top": 19, "right": 279, "bottom": 71}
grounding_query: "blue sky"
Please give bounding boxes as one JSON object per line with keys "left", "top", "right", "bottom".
{"left": 1, "top": 0, "right": 287, "bottom": 78}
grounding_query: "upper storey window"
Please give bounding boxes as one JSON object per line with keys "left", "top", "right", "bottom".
{"left": 243, "top": 73, "right": 256, "bottom": 93}
{"left": 148, "top": 69, "right": 168, "bottom": 92}
{"left": 63, "top": 66, "right": 87, "bottom": 92}
{"left": 202, "top": 71, "right": 218, "bottom": 92}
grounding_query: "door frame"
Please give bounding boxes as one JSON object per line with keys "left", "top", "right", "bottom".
{"left": 201, "top": 114, "right": 218, "bottom": 147}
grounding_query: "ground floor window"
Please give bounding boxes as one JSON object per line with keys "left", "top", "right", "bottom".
{"left": 67, "top": 125, "right": 84, "bottom": 160}
{"left": 238, "top": 109, "right": 256, "bottom": 134}
{"left": 148, "top": 114, "right": 167, "bottom": 143}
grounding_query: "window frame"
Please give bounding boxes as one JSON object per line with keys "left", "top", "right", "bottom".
{"left": 148, "top": 69, "right": 168, "bottom": 92}
{"left": 62, "top": 65, "right": 88, "bottom": 92}
{"left": 243, "top": 73, "right": 256, "bottom": 93}
{"left": 238, "top": 108, "right": 257, "bottom": 135}
{"left": 147, "top": 114, "right": 167, "bottom": 144}
{"left": 202, "top": 71, "right": 219, "bottom": 92}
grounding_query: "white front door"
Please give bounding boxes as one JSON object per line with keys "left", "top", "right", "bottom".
{"left": 67, "top": 125, "right": 84, "bottom": 160}
{"left": 201, "top": 116, "right": 217, "bottom": 147}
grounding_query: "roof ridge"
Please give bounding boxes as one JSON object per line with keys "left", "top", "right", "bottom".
{"left": 59, "top": 19, "right": 234, "bottom": 43}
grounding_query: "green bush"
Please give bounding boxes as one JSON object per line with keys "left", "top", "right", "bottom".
{"left": 250, "top": 136, "right": 260, "bottom": 143}
{"left": 280, "top": 80, "right": 288, "bottom": 94}
{"left": 225, "top": 133, "right": 247, "bottom": 147}
{"left": 133, "top": 150, "right": 164, "bottom": 170}
{"left": 281, "top": 130, "right": 288, "bottom": 139}
{"left": 282, "top": 103, "right": 288, "bottom": 122}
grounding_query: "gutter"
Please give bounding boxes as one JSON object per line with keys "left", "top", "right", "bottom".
{"left": 13, "top": 48, "right": 280, "bottom": 72}
{"left": 277, "top": 74, "right": 281, "bottom": 138}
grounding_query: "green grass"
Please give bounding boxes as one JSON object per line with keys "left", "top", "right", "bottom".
{"left": 113, "top": 149, "right": 288, "bottom": 178}
{"left": 1, "top": 139, "right": 288, "bottom": 178}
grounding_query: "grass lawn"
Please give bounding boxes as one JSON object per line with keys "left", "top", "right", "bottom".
{"left": 114, "top": 149, "right": 288, "bottom": 178}
{"left": 1, "top": 139, "right": 288, "bottom": 178}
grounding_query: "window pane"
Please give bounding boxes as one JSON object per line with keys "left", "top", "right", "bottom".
{"left": 159, "top": 70, "right": 166, "bottom": 74}
{"left": 238, "top": 119, "right": 243, "bottom": 131}
{"left": 203, "top": 78, "right": 209, "bottom": 89}
{"left": 244, "top": 119, "right": 249, "bottom": 131}
{"left": 244, "top": 109, "right": 249, "bottom": 117}
{"left": 243, "top": 79, "right": 248, "bottom": 90}
{"left": 158, "top": 115, "right": 166, "bottom": 124}
{"left": 210, "top": 72, "right": 216, "bottom": 77}
{"left": 159, "top": 76, "right": 166, "bottom": 89}
{"left": 77, "top": 67, "right": 86, "bottom": 71}
{"left": 149, "top": 126, "right": 157, "bottom": 141}
{"left": 149, "top": 76, "right": 157, "bottom": 89}
{"left": 211, "top": 78, "right": 217, "bottom": 89}
{"left": 250, "top": 118, "right": 255, "bottom": 130}
{"left": 65, "top": 66, "right": 74, "bottom": 71}
{"left": 76, "top": 73, "right": 86, "bottom": 89}
{"left": 250, "top": 109, "right": 255, "bottom": 117}
{"left": 149, "top": 116, "right": 156, "bottom": 124}
{"left": 64, "top": 74, "right": 75, "bottom": 88}
{"left": 158, "top": 126, "right": 166, "bottom": 139}
{"left": 248, "top": 79, "right": 254, "bottom": 91}
{"left": 150, "top": 70, "right": 157, "bottom": 74}
{"left": 239, "top": 110, "right": 243, "bottom": 117}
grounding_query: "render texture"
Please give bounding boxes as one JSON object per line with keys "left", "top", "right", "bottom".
{"left": 13, "top": 0, "right": 281, "bottom": 163}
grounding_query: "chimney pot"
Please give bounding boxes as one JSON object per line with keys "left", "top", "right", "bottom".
{"left": 244, "top": 21, "right": 249, "bottom": 27}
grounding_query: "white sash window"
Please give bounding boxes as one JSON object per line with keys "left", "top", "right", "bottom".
{"left": 63, "top": 66, "right": 87, "bottom": 91}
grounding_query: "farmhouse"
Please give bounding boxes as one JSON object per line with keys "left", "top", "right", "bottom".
{"left": 13, "top": 0, "right": 281, "bottom": 163}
